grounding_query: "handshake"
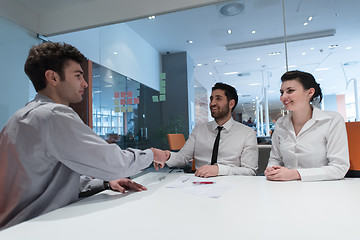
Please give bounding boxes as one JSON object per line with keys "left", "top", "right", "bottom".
{"left": 150, "top": 148, "right": 170, "bottom": 170}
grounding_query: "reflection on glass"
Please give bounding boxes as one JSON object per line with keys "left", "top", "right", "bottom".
{"left": 92, "top": 62, "right": 161, "bottom": 149}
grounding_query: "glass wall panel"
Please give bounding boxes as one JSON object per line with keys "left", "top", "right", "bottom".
{"left": 92, "top": 62, "right": 162, "bottom": 149}
{"left": 284, "top": 0, "right": 360, "bottom": 121}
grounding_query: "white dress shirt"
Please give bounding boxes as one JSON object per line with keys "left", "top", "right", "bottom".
{"left": 166, "top": 117, "right": 258, "bottom": 176}
{"left": 0, "top": 94, "right": 153, "bottom": 229}
{"left": 268, "top": 107, "right": 350, "bottom": 181}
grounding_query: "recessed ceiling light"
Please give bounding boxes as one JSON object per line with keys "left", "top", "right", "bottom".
{"left": 224, "top": 72, "right": 239, "bottom": 75}
{"left": 329, "top": 44, "right": 338, "bottom": 49}
{"left": 310, "top": 47, "right": 315, "bottom": 50}
{"left": 346, "top": 46, "right": 352, "bottom": 50}
{"left": 197, "top": 63, "right": 202, "bottom": 67}
{"left": 257, "top": 58, "right": 261, "bottom": 61}
{"left": 315, "top": 68, "right": 330, "bottom": 71}
{"left": 187, "top": 40, "right": 193, "bottom": 44}
{"left": 303, "top": 22, "right": 308, "bottom": 26}
{"left": 227, "top": 29, "right": 232, "bottom": 34}
{"left": 252, "top": 30, "right": 256, "bottom": 34}
{"left": 284, "top": 65, "right": 296, "bottom": 68}
{"left": 214, "top": 59, "right": 221, "bottom": 63}
{"left": 113, "top": 52, "right": 118, "bottom": 55}
{"left": 268, "top": 52, "right": 281, "bottom": 56}
{"left": 148, "top": 16, "right": 156, "bottom": 20}
{"left": 302, "top": 52, "right": 306, "bottom": 55}
{"left": 109, "top": 76, "right": 113, "bottom": 78}
{"left": 209, "top": 72, "right": 213, "bottom": 75}
{"left": 308, "top": 16, "right": 313, "bottom": 21}
{"left": 249, "top": 83, "right": 260, "bottom": 86}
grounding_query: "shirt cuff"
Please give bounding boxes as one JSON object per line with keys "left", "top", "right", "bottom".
{"left": 217, "top": 163, "right": 229, "bottom": 176}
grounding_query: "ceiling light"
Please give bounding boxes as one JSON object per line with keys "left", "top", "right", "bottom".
{"left": 283, "top": 65, "right": 296, "bottom": 68}
{"left": 109, "top": 76, "right": 113, "bottom": 78}
{"left": 268, "top": 52, "right": 281, "bottom": 56}
{"left": 315, "top": 68, "right": 330, "bottom": 71}
{"left": 303, "top": 22, "right": 308, "bottom": 26}
{"left": 252, "top": 30, "right": 256, "bottom": 34}
{"left": 113, "top": 52, "right": 118, "bottom": 55}
{"left": 219, "top": 2, "right": 245, "bottom": 16}
{"left": 308, "top": 16, "right": 313, "bottom": 21}
{"left": 310, "top": 47, "right": 315, "bottom": 50}
{"left": 105, "top": 85, "right": 112, "bottom": 87}
{"left": 226, "top": 29, "right": 336, "bottom": 51}
{"left": 346, "top": 46, "right": 352, "bottom": 50}
{"left": 257, "top": 58, "right": 261, "bottom": 61}
{"left": 329, "top": 44, "right": 338, "bottom": 49}
{"left": 209, "top": 72, "right": 213, "bottom": 75}
{"left": 249, "top": 83, "right": 260, "bottom": 86}
{"left": 94, "top": 91, "right": 102, "bottom": 93}
{"left": 214, "top": 59, "right": 221, "bottom": 63}
{"left": 302, "top": 52, "right": 306, "bottom": 55}
{"left": 197, "top": 63, "right": 202, "bottom": 67}
{"left": 187, "top": 40, "right": 193, "bottom": 44}
{"left": 224, "top": 72, "right": 239, "bottom": 75}
{"left": 148, "top": 16, "right": 156, "bottom": 20}
{"left": 227, "top": 29, "right": 232, "bottom": 34}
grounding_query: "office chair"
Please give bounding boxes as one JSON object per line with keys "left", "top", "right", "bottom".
{"left": 345, "top": 122, "right": 360, "bottom": 177}
{"left": 166, "top": 134, "right": 195, "bottom": 172}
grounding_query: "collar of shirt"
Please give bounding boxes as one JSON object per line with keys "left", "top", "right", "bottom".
{"left": 209, "top": 117, "right": 235, "bottom": 132}
{"left": 34, "top": 93, "right": 55, "bottom": 103}
{"left": 281, "top": 106, "right": 332, "bottom": 135}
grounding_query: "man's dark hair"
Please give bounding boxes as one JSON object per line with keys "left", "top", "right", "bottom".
{"left": 24, "top": 42, "right": 87, "bottom": 92}
{"left": 212, "top": 82, "right": 238, "bottom": 112}
{"left": 281, "top": 70, "right": 323, "bottom": 103}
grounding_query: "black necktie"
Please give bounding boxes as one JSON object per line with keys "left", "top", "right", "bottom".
{"left": 211, "top": 126, "right": 223, "bottom": 165}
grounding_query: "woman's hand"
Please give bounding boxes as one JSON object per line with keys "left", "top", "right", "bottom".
{"left": 265, "top": 166, "right": 301, "bottom": 181}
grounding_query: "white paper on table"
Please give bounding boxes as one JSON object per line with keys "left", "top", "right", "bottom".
{"left": 165, "top": 175, "right": 234, "bottom": 199}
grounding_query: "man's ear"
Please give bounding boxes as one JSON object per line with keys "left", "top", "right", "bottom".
{"left": 229, "top": 99, "right": 235, "bottom": 110}
{"left": 44, "top": 70, "right": 60, "bottom": 87}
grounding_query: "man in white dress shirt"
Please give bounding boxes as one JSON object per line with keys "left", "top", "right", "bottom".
{"left": 0, "top": 42, "right": 168, "bottom": 230}
{"left": 165, "top": 83, "right": 258, "bottom": 178}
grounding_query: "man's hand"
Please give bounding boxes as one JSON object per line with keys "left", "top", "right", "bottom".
{"left": 195, "top": 164, "right": 218, "bottom": 178}
{"left": 265, "top": 166, "right": 301, "bottom": 181}
{"left": 109, "top": 178, "right": 147, "bottom": 193}
{"left": 151, "top": 148, "right": 170, "bottom": 170}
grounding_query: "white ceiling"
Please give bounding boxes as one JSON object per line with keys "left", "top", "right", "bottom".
{"left": 126, "top": 0, "right": 360, "bottom": 112}
{"left": 2, "top": 0, "right": 360, "bottom": 114}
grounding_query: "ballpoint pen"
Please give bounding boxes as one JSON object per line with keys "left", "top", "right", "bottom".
{"left": 192, "top": 181, "right": 215, "bottom": 185}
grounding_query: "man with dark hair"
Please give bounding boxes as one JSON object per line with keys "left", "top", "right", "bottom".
{"left": 0, "top": 42, "right": 168, "bottom": 230}
{"left": 164, "top": 82, "right": 258, "bottom": 178}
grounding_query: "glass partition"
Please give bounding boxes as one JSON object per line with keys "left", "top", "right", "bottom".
{"left": 92, "top": 62, "right": 162, "bottom": 149}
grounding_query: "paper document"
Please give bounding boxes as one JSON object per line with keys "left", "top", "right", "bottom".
{"left": 166, "top": 175, "right": 233, "bottom": 199}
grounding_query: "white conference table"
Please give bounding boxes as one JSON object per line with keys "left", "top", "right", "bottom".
{"left": 1, "top": 171, "right": 360, "bottom": 240}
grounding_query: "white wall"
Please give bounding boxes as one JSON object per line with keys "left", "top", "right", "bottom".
{"left": 49, "top": 23, "right": 161, "bottom": 91}
{"left": 0, "top": 16, "right": 40, "bottom": 129}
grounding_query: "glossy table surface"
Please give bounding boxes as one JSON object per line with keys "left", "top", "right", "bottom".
{"left": 1, "top": 171, "right": 359, "bottom": 240}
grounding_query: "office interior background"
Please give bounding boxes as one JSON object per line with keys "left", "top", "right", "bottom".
{"left": 1, "top": 0, "right": 360, "bottom": 149}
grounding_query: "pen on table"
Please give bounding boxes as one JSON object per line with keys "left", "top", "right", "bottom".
{"left": 192, "top": 181, "right": 215, "bottom": 185}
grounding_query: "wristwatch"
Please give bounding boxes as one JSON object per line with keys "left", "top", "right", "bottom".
{"left": 103, "top": 181, "right": 111, "bottom": 190}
